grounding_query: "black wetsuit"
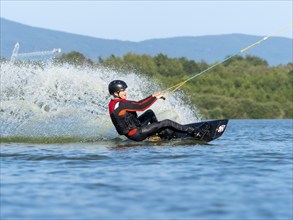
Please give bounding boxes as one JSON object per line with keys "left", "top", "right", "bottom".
{"left": 108, "top": 95, "right": 193, "bottom": 141}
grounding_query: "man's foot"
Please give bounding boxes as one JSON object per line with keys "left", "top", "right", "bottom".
{"left": 199, "top": 122, "right": 211, "bottom": 132}
{"left": 187, "top": 123, "right": 211, "bottom": 138}
{"left": 187, "top": 127, "right": 201, "bottom": 138}
{"left": 197, "top": 123, "right": 211, "bottom": 138}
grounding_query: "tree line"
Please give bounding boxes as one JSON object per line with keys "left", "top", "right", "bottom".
{"left": 98, "top": 53, "right": 292, "bottom": 119}
{"left": 3, "top": 51, "right": 292, "bottom": 119}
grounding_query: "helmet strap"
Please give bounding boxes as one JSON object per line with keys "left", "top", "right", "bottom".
{"left": 113, "top": 91, "right": 121, "bottom": 99}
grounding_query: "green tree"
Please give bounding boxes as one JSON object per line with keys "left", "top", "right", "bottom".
{"left": 54, "top": 51, "right": 94, "bottom": 66}
{"left": 92, "top": 52, "right": 292, "bottom": 119}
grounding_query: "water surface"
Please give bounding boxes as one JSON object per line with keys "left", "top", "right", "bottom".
{"left": 1, "top": 119, "right": 292, "bottom": 219}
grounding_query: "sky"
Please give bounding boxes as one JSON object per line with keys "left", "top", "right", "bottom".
{"left": 1, "top": 0, "right": 292, "bottom": 41}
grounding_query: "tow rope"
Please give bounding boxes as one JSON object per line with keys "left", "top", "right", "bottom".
{"left": 162, "top": 22, "right": 293, "bottom": 98}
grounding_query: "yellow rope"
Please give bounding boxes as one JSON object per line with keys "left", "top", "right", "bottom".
{"left": 161, "top": 22, "right": 293, "bottom": 98}
{"left": 241, "top": 22, "right": 292, "bottom": 53}
{"left": 163, "top": 80, "right": 188, "bottom": 98}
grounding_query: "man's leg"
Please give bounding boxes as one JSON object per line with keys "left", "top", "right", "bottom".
{"left": 137, "top": 119, "right": 194, "bottom": 141}
{"left": 138, "top": 109, "right": 158, "bottom": 126}
{"left": 141, "top": 120, "right": 211, "bottom": 139}
{"left": 127, "top": 119, "right": 210, "bottom": 141}
{"left": 127, "top": 119, "right": 184, "bottom": 141}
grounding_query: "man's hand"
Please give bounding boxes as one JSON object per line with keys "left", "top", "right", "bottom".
{"left": 152, "top": 92, "right": 165, "bottom": 100}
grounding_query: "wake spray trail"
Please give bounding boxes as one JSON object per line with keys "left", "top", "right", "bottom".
{"left": 0, "top": 62, "right": 200, "bottom": 142}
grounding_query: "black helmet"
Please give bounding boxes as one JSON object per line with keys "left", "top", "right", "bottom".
{"left": 108, "top": 80, "right": 128, "bottom": 95}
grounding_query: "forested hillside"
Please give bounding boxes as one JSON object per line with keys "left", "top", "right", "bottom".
{"left": 5, "top": 51, "right": 291, "bottom": 119}
{"left": 92, "top": 53, "right": 292, "bottom": 119}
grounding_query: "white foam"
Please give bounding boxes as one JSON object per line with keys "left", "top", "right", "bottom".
{"left": 0, "top": 61, "right": 201, "bottom": 139}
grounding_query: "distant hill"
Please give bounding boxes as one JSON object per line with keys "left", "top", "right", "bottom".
{"left": 1, "top": 18, "right": 292, "bottom": 65}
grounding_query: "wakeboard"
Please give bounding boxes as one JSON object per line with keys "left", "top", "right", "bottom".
{"left": 148, "top": 119, "right": 228, "bottom": 143}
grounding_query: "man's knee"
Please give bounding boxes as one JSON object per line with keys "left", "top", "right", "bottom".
{"left": 160, "top": 119, "right": 172, "bottom": 127}
{"left": 146, "top": 109, "right": 157, "bottom": 121}
{"left": 145, "top": 109, "right": 154, "bottom": 115}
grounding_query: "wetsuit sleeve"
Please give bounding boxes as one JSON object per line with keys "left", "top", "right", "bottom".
{"left": 118, "top": 95, "right": 157, "bottom": 115}
{"left": 137, "top": 96, "right": 156, "bottom": 104}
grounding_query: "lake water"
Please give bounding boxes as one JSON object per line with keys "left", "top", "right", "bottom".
{"left": 1, "top": 119, "right": 292, "bottom": 220}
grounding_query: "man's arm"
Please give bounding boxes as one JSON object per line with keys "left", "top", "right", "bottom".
{"left": 118, "top": 96, "right": 157, "bottom": 116}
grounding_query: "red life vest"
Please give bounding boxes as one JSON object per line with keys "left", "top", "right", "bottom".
{"left": 108, "top": 99, "right": 141, "bottom": 135}
{"left": 108, "top": 96, "right": 157, "bottom": 135}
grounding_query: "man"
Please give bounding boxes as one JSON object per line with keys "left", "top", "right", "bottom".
{"left": 108, "top": 80, "right": 206, "bottom": 141}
